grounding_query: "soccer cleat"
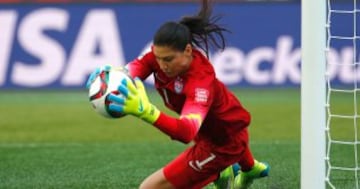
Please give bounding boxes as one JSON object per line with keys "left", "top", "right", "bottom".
{"left": 232, "top": 163, "right": 240, "bottom": 177}
{"left": 234, "top": 160, "right": 270, "bottom": 189}
{"left": 213, "top": 165, "right": 235, "bottom": 189}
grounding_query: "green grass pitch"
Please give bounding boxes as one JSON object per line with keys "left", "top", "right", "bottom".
{"left": 0, "top": 88, "right": 356, "bottom": 188}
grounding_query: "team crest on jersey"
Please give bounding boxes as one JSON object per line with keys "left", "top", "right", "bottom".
{"left": 195, "top": 88, "right": 209, "bottom": 103}
{"left": 174, "top": 77, "right": 183, "bottom": 94}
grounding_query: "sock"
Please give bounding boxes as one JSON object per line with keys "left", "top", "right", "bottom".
{"left": 238, "top": 146, "right": 255, "bottom": 172}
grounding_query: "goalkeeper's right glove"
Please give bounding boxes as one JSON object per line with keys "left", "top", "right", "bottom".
{"left": 86, "top": 65, "right": 112, "bottom": 89}
{"left": 107, "top": 77, "right": 160, "bottom": 124}
{"left": 86, "top": 65, "right": 128, "bottom": 89}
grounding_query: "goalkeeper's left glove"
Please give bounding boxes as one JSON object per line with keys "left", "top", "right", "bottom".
{"left": 107, "top": 77, "right": 160, "bottom": 124}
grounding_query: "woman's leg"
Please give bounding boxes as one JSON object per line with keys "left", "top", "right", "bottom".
{"left": 139, "top": 168, "right": 175, "bottom": 189}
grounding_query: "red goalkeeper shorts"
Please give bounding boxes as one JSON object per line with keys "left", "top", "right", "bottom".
{"left": 163, "top": 128, "right": 252, "bottom": 189}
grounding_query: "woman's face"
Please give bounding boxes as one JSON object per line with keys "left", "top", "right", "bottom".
{"left": 153, "top": 44, "right": 193, "bottom": 78}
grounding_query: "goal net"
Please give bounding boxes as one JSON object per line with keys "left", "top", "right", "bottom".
{"left": 325, "top": 0, "right": 360, "bottom": 188}
{"left": 302, "top": 0, "right": 360, "bottom": 188}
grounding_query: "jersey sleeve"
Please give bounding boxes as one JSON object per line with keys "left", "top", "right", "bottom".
{"left": 182, "top": 81, "right": 214, "bottom": 124}
{"left": 125, "top": 51, "right": 155, "bottom": 80}
{"left": 153, "top": 79, "right": 214, "bottom": 144}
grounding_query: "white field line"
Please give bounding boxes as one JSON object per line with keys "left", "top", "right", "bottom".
{"left": 0, "top": 142, "right": 86, "bottom": 148}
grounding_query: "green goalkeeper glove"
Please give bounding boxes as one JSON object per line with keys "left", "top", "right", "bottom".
{"left": 108, "top": 77, "right": 160, "bottom": 124}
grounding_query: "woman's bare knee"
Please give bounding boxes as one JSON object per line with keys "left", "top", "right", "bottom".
{"left": 139, "top": 169, "right": 174, "bottom": 189}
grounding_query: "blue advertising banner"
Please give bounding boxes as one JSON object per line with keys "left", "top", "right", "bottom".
{"left": 0, "top": 3, "right": 356, "bottom": 88}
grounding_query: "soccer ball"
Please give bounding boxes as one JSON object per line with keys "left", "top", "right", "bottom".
{"left": 88, "top": 67, "right": 130, "bottom": 119}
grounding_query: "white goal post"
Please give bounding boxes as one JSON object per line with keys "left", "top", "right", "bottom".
{"left": 302, "top": 0, "right": 360, "bottom": 188}
{"left": 301, "top": 0, "right": 326, "bottom": 189}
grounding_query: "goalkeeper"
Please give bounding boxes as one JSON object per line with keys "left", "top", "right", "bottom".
{"left": 92, "top": 0, "right": 270, "bottom": 188}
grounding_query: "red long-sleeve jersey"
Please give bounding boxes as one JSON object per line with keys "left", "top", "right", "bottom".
{"left": 127, "top": 48, "right": 251, "bottom": 151}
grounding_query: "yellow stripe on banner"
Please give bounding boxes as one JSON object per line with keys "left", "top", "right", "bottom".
{"left": 181, "top": 113, "right": 202, "bottom": 127}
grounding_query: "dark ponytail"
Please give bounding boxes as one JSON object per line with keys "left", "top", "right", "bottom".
{"left": 153, "top": 0, "right": 228, "bottom": 57}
